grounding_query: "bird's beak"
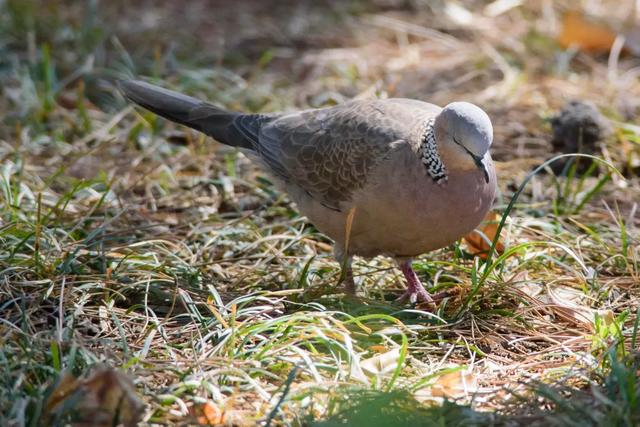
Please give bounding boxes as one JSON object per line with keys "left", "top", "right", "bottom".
{"left": 452, "top": 136, "right": 490, "bottom": 184}
{"left": 472, "top": 154, "right": 490, "bottom": 184}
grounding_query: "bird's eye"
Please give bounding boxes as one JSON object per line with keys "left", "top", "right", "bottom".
{"left": 452, "top": 135, "right": 466, "bottom": 151}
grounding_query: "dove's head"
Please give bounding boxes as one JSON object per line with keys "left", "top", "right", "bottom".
{"left": 434, "top": 102, "right": 493, "bottom": 182}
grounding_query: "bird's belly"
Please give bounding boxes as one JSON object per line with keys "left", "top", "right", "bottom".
{"left": 351, "top": 169, "right": 494, "bottom": 257}
{"left": 295, "top": 155, "right": 496, "bottom": 259}
{"left": 348, "top": 201, "right": 481, "bottom": 258}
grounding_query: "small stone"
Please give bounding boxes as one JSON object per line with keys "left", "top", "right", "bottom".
{"left": 548, "top": 100, "right": 611, "bottom": 174}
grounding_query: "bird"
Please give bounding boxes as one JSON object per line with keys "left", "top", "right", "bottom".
{"left": 120, "top": 79, "right": 497, "bottom": 305}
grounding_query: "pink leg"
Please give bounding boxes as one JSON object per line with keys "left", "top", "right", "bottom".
{"left": 397, "top": 260, "right": 434, "bottom": 305}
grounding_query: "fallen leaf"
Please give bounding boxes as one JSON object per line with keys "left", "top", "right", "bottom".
{"left": 558, "top": 11, "right": 617, "bottom": 53}
{"left": 45, "top": 372, "right": 80, "bottom": 412}
{"left": 431, "top": 369, "right": 477, "bottom": 399}
{"left": 537, "top": 285, "right": 614, "bottom": 330}
{"left": 509, "top": 270, "right": 543, "bottom": 298}
{"left": 188, "top": 398, "right": 254, "bottom": 427}
{"left": 368, "top": 345, "right": 389, "bottom": 353}
{"left": 415, "top": 367, "right": 478, "bottom": 402}
{"left": 463, "top": 211, "right": 506, "bottom": 259}
{"left": 45, "top": 366, "right": 144, "bottom": 427}
{"left": 196, "top": 401, "right": 226, "bottom": 426}
{"left": 360, "top": 348, "right": 401, "bottom": 376}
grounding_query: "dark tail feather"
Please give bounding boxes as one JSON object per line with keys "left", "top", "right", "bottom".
{"left": 119, "top": 79, "right": 257, "bottom": 150}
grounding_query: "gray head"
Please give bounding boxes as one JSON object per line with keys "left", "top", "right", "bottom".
{"left": 434, "top": 102, "right": 493, "bottom": 182}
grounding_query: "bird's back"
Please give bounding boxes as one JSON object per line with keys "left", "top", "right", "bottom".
{"left": 254, "top": 98, "right": 441, "bottom": 209}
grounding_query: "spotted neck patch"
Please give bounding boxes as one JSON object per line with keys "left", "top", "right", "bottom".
{"left": 420, "top": 118, "right": 447, "bottom": 183}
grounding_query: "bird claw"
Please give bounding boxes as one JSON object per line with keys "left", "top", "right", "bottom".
{"left": 397, "top": 260, "right": 436, "bottom": 308}
{"left": 395, "top": 287, "right": 435, "bottom": 306}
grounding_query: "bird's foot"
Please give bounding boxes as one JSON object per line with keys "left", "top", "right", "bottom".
{"left": 395, "top": 286, "right": 434, "bottom": 305}
{"left": 396, "top": 260, "right": 435, "bottom": 306}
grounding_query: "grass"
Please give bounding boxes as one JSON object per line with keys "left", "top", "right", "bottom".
{"left": 1, "top": 0, "right": 639, "bottom": 426}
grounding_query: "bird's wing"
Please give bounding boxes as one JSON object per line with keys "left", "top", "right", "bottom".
{"left": 257, "top": 99, "right": 433, "bottom": 211}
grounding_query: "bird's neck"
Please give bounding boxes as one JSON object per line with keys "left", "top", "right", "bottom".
{"left": 419, "top": 118, "right": 448, "bottom": 184}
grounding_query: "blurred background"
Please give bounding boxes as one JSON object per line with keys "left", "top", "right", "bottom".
{"left": 2, "top": 0, "right": 640, "bottom": 161}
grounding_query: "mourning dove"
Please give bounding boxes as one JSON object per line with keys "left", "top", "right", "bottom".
{"left": 120, "top": 80, "right": 496, "bottom": 304}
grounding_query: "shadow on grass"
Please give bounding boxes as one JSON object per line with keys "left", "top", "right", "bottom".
{"left": 305, "top": 389, "right": 494, "bottom": 427}
{"left": 302, "top": 350, "right": 639, "bottom": 427}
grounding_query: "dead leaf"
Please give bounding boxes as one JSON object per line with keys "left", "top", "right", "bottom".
{"left": 558, "top": 11, "right": 617, "bottom": 53}
{"left": 431, "top": 369, "right": 478, "bottom": 399}
{"left": 195, "top": 401, "right": 226, "bottom": 426}
{"left": 45, "top": 366, "right": 144, "bottom": 427}
{"left": 463, "top": 211, "right": 505, "bottom": 259}
{"left": 537, "top": 285, "right": 614, "bottom": 330}
{"left": 360, "top": 348, "right": 401, "bottom": 376}
{"left": 368, "top": 345, "right": 388, "bottom": 353}
{"left": 188, "top": 398, "right": 255, "bottom": 427}
{"left": 415, "top": 368, "right": 478, "bottom": 402}
{"left": 509, "top": 270, "right": 543, "bottom": 298}
{"left": 45, "top": 372, "right": 81, "bottom": 412}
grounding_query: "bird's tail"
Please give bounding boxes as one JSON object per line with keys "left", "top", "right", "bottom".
{"left": 119, "top": 79, "right": 258, "bottom": 150}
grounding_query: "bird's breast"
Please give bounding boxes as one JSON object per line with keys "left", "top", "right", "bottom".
{"left": 341, "top": 149, "right": 496, "bottom": 258}
{"left": 286, "top": 147, "right": 496, "bottom": 259}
